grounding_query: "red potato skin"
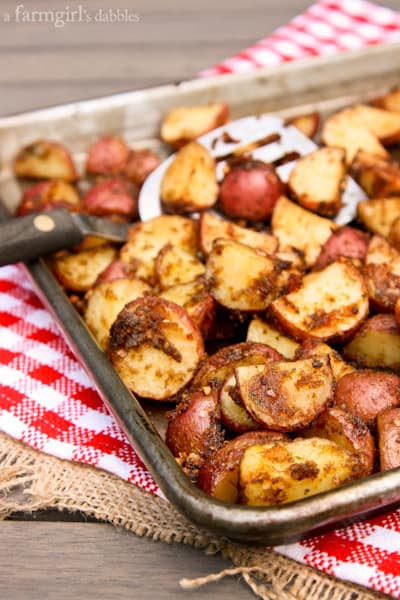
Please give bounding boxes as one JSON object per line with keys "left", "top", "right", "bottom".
{"left": 86, "top": 135, "right": 130, "bottom": 176}
{"left": 377, "top": 408, "right": 400, "bottom": 471}
{"left": 124, "top": 149, "right": 161, "bottom": 186}
{"left": 82, "top": 178, "right": 138, "bottom": 222}
{"left": 17, "top": 180, "right": 80, "bottom": 216}
{"left": 197, "top": 430, "right": 287, "bottom": 502}
{"left": 94, "top": 259, "right": 132, "bottom": 284}
{"left": 334, "top": 370, "right": 400, "bottom": 427}
{"left": 219, "top": 161, "right": 284, "bottom": 221}
{"left": 314, "top": 227, "right": 369, "bottom": 270}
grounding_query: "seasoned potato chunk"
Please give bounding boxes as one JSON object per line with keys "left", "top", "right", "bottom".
{"left": 271, "top": 259, "right": 369, "bottom": 342}
{"left": 314, "top": 227, "right": 369, "bottom": 270}
{"left": 160, "top": 103, "right": 228, "bottom": 148}
{"left": 239, "top": 437, "right": 360, "bottom": 506}
{"left": 155, "top": 243, "right": 205, "bottom": 289}
{"left": 14, "top": 139, "right": 77, "bottom": 181}
{"left": 220, "top": 374, "right": 259, "bottom": 434}
{"left": 351, "top": 104, "right": 400, "bottom": 145}
{"left": 161, "top": 142, "right": 218, "bottom": 212}
{"left": 351, "top": 151, "right": 400, "bottom": 198}
{"left": 124, "top": 148, "right": 160, "bottom": 186}
{"left": 288, "top": 147, "right": 346, "bottom": 217}
{"left": 236, "top": 356, "right": 333, "bottom": 432}
{"left": 246, "top": 317, "right": 299, "bottom": 359}
{"left": 52, "top": 244, "right": 117, "bottom": 292}
{"left": 271, "top": 196, "right": 336, "bottom": 267}
{"left": 377, "top": 408, "right": 400, "bottom": 471}
{"left": 84, "top": 277, "right": 150, "bottom": 350}
{"left": 86, "top": 135, "right": 130, "bottom": 176}
{"left": 120, "top": 215, "right": 197, "bottom": 284}
{"left": 286, "top": 112, "right": 320, "bottom": 139}
{"left": 343, "top": 314, "right": 400, "bottom": 370}
{"left": 296, "top": 339, "right": 354, "bottom": 381}
{"left": 109, "top": 297, "right": 204, "bottom": 400}
{"left": 357, "top": 197, "right": 400, "bottom": 238}
{"left": 365, "top": 235, "right": 400, "bottom": 311}
{"left": 17, "top": 180, "right": 80, "bottom": 216}
{"left": 372, "top": 89, "right": 400, "bottom": 113}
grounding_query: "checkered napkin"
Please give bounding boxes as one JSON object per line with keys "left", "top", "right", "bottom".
{"left": 1, "top": 0, "right": 400, "bottom": 596}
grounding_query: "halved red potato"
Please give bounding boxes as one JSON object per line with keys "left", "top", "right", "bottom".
{"left": 271, "top": 196, "right": 337, "bottom": 268}
{"left": 239, "top": 437, "right": 360, "bottom": 506}
{"left": 357, "top": 197, "right": 400, "bottom": 237}
{"left": 220, "top": 374, "right": 259, "bottom": 434}
{"left": 198, "top": 430, "right": 287, "bottom": 503}
{"left": 286, "top": 112, "right": 320, "bottom": 139}
{"left": 205, "top": 238, "right": 300, "bottom": 312}
{"left": 14, "top": 139, "right": 78, "bottom": 181}
{"left": 84, "top": 277, "right": 150, "bottom": 350}
{"left": 155, "top": 243, "right": 205, "bottom": 290}
{"left": 109, "top": 296, "right": 204, "bottom": 400}
{"left": 95, "top": 259, "right": 131, "bottom": 284}
{"left": 343, "top": 314, "right": 400, "bottom": 371}
{"left": 120, "top": 215, "right": 197, "bottom": 284}
{"left": 246, "top": 317, "right": 299, "bottom": 359}
{"left": 124, "top": 148, "right": 161, "bottom": 186}
{"left": 165, "top": 389, "right": 223, "bottom": 480}
{"left": 159, "top": 278, "right": 216, "bottom": 337}
{"left": 86, "top": 135, "right": 130, "bottom": 176}
{"left": 351, "top": 151, "right": 400, "bottom": 198}
{"left": 377, "top": 408, "right": 400, "bottom": 471}
{"left": 304, "top": 407, "right": 374, "bottom": 477}
{"left": 160, "top": 103, "right": 229, "bottom": 148}
{"left": 288, "top": 147, "right": 346, "bottom": 217}
{"left": 160, "top": 141, "right": 218, "bottom": 212}
{"left": 219, "top": 160, "right": 284, "bottom": 221}
{"left": 334, "top": 370, "right": 400, "bottom": 427}
{"left": 51, "top": 244, "right": 117, "bottom": 292}
{"left": 82, "top": 178, "right": 138, "bottom": 222}
{"left": 372, "top": 89, "right": 400, "bottom": 113}
{"left": 295, "top": 339, "right": 354, "bottom": 381}
{"left": 17, "top": 179, "right": 80, "bottom": 216}
{"left": 192, "top": 342, "right": 283, "bottom": 393}
{"left": 365, "top": 235, "right": 400, "bottom": 311}
{"left": 236, "top": 356, "right": 333, "bottom": 432}
{"left": 314, "top": 226, "right": 369, "bottom": 270}
{"left": 271, "top": 259, "right": 369, "bottom": 342}
{"left": 198, "top": 210, "right": 278, "bottom": 258}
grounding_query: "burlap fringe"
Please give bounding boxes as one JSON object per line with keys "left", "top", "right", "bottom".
{"left": 0, "top": 432, "right": 386, "bottom": 600}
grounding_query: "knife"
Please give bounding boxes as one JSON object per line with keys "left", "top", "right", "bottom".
{"left": 0, "top": 208, "right": 130, "bottom": 266}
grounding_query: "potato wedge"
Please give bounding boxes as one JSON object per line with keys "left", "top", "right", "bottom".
{"left": 160, "top": 141, "right": 218, "bottom": 212}
{"left": 236, "top": 356, "right": 333, "bottom": 432}
{"left": 372, "top": 89, "right": 400, "bottom": 113}
{"left": 246, "top": 317, "right": 299, "bottom": 359}
{"left": 288, "top": 147, "right": 346, "bottom": 217}
{"left": 198, "top": 210, "right": 278, "bottom": 258}
{"left": 52, "top": 244, "right": 117, "bottom": 292}
{"left": 120, "top": 215, "right": 197, "bottom": 284}
{"left": 365, "top": 235, "right": 400, "bottom": 311}
{"left": 351, "top": 104, "right": 400, "bottom": 145}
{"left": 304, "top": 407, "right": 374, "bottom": 477}
{"left": 160, "top": 103, "right": 229, "bottom": 148}
{"left": 357, "top": 197, "right": 400, "bottom": 238}
{"left": 351, "top": 151, "right": 400, "bottom": 198}
{"left": 334, "top": 370, "right": 400, "bottom": 427}
{"left": 286, "top": 112, "right": 320, "bottom": 139}
{"left": 17, "top": 179, "right": 80, "bottom": 216}
{"left": 314, "top": 226, "right": 369, "bottom": 270}
{"left": 86, "top": 135, "right": 130, "bottom": 176}
{"left": 271, "top": 259, "right": 369, "bottom": 342}
{"left": 198, "top": 430, "right": 287, "bottom": 503}
{"left": 155, "top": 243, "right": 205, "bottom": 290}
{"left": 220, "top": 374, "right": 259, "bottom": 434}
{"left": 159, "top": 278, "right": 216, "bottom": 337}
{"left": 271, "top": 196, "right": 337, "bottom": 267}
{"left": 109, "top": 297, "right": 204, "bottom": 400}
{"left": 205, "top": 238, "right": 300, "bottom": 312}
{"left": 84, "top": 277, "right": 150, "bottom": 350}
{"left": 343, "top": 314, "right": 400, "bottom": 371}
{"left": 239, "top": 437, "right": 360, "bottom": 506}
{"left": 295, "top": 340, "right": 354, "bottom": 381}
{"left": 377, "top": 408, "right": 400, "bottom": 471}
{"left": 14, "top": 139, "right": 78, "bottom": 181}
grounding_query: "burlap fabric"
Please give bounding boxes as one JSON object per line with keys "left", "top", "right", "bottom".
{"left": 0, "top": 432, "right": 385, "bottom": 600}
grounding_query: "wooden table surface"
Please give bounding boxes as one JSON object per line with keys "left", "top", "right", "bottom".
{"left": 1, "top": 1, "right": 398, "bottom": 598}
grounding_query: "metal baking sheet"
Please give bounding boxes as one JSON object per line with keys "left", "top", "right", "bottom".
{"left": 1, "top": 43, "right": 400, "bottom": 544}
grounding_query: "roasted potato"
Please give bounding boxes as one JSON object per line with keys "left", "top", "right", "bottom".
{"left": 352, "top": 104, "right": 400, "bottom": 145}
{"left": 239, "top": 437, "right": 360, "bottom": 506}
{"left": 14, "top": 139, "right": 78, "bottom": 181}
{"left": 219, "top": 160, "right": 284, "bottom": 221}
{"left": 343, "top": 314, "right": 400, "bottom": 371}
{"left": 160, "top": 141, "right": 218, "bottom": 212}
{"left": 86, "top": 135, "right": 130, "bottom": 176}
{"left": 351, "top": 151, "right": 400, "bottom": 198}
{"left": 84, "top": 277, "right": 150, "bottom": 350}
{"left": 314, "top": 227, "right": 369, "bottom": 270}
{"left": 120, "top": 215, "right": 197, "bottom": 284}
{"left": 286, "top": 112, "right": 320, "bottom": 139}
{"left": 357, "top": 197, "right": 400, "bottom": 237}
{"left": 17, "top": 179, "right": 80, "bottom": 216}
{"left": 271, "top": 196, "right": 337, "bottom": 267}
{"left": 198, "top": 430, "right": 287, "bottom": 503}
{"left": 365, "top": 235, "right": 400, "bottom": 311}
{"left": 388, "top": 216, "right": 400, "bottom": 250}
{"left": 237, "top": 356, "right": 334, "bottom": 431}
{"left": 334, "top": 370, "right": 400, "bottom": 427}
{"left": 95, "top": 259, "right": 131, "bottom": 284}
{"left": 198, "top": 210, "right": 278, "bottom": 257}
{"left": 304, "top": 407, "right": 374, "bottom": 477}
{"left": 82, "top": 178, "right": 138, "bottom": 222}
{"left": 288, "top": 147, "right": 346, "bottom": 217}
{"left": 109, "top": 296, "right": 204, "bottom": 400}
{"left": 219, "top": 374, "right": 259, "bottom": 434}
{"left": 155, "top": 243, "right": 205, "bottom": 290}
{"left": 52, "top": 244, "right": 117, "bottom": 292}
{"left": 295, "top": 339, "right": 354, "bottom": 382}
{"left": 377, "top": 408, "right": 400, "bottom": 471}
{"left": 124, "top": 148, "right": 160, "bottom": 186}
{"left": 271, "top": 259, "right": 369, "bottom": 342}
{"left": 372, "top": 89, "right": 400, "bottom": 113}
{"left": 246, "top": 317, "right": 299, "bottom": 359}
{"left": 160, "top": 103, "right": 229, "bottom": 148}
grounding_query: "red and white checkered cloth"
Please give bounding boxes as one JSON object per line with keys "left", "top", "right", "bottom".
{"left": 1, "top": 0, "right": 400, "bottom": 596}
